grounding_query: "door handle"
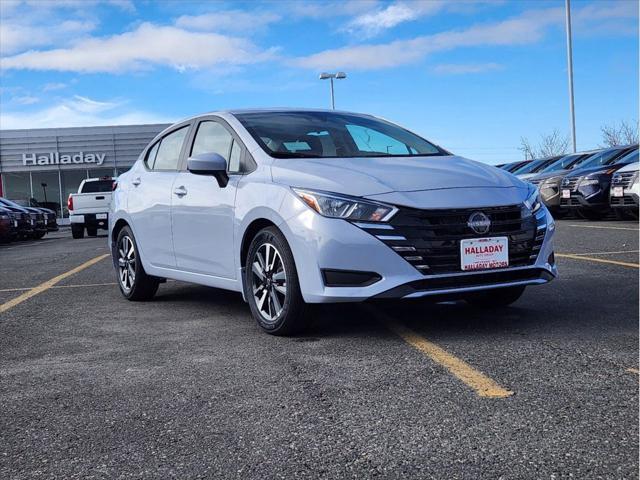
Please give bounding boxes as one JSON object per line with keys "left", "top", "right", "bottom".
{"left": 132, "top": 177, "right": 141, "bottom": 186}
{"left": 173, "top": 186, "right": 187, "bottom": 197}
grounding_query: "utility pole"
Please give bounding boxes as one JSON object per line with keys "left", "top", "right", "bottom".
{"left": 565, "top": 0, "right": 577, "bottom": 152}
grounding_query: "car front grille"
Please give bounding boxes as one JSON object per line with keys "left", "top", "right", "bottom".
{"left": 612, "top": 171, "right": 637, "bottom": 189}
{"left": 561, "top": 177, "right": 580, "bottom": 191}
{"left": 611, "top": 196, "right": 638, "bottom": 207}
{"left": 560, "top": 197, "right": 581, "bottom": 207}
{"left": 357, "top": 204, "right": 544, "bottom": 275}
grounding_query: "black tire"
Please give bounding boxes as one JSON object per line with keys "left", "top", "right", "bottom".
{"left": 71, "top": 224, "right": 84, "bottom": 239}
{"left": 32, "top": 232, "right": 46, "bottom": 239}
{"left": 465, "top": 286, "right": 526, "bottom": 308}
{"left": 115, "top": 226, "right": 159, "bottom": 301}
{"left": 87, "top": 228, "right": 98, "bottom": 237}
{"left": 615, "top": 208, "right": 639, "bottom": 220}
{"left": 244, "top": 226, "right": 307, "bottom": 336}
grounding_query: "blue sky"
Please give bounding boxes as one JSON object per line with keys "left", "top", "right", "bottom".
{"left": 0, "top": 0, "right": 637, "bottom": 163}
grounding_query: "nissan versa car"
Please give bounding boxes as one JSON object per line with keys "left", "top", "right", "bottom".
{"left": 109, "top": 110, "right": 556, "bottom": 335}
{"left": 560, "top": 145, "right": 638, "bottom": 219}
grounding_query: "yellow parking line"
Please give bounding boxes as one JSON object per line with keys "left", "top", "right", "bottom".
{"left": 569, "top": 250, "right": 639, "bottom": 256}
{"left": 366, "top": 307, "right": 513, "bottom": 398}
{"left": 0, "top": 254, "right": 110, "bottom": 314}
{"left": 568, "top": 224, "right": 639, "bottom": 232}
{"left": 627, "top": 368, "right": 639, "bottom": 375}
{"left": 556, "top": 253, "right": 639, "bottom": 269}
{"left": 0, "top": 282, "right": 117, "bottom": 293}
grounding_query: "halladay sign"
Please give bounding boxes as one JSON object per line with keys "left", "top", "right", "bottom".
{"left": 22, "top": 151, "right": 106, "bottom": 167}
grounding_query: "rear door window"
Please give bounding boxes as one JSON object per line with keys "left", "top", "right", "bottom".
{"left": 81, "top": 180, "right": 113, "bottom": 193}
{"left": 154, "top": 127, "right": 189, "bottom": 171}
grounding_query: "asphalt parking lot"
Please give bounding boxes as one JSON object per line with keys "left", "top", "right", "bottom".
{"left": 1, "top": 220, "right": 638, "bottom": 479}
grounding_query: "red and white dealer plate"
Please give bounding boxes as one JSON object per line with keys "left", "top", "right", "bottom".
{"left": 460, "top": 237, "right": 509, "bottom": 271}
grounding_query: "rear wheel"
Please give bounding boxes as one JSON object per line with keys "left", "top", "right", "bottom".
{"left": 464, "top": 286, "right": 526, "bottom": 308}
{"left": 71, "top": 224, "right": 84, "bottom": 239}
{"left": 116, "top": 226, "right": 159, "bottom": 301}
{"left": 87, "top": 228, "right": 98, "bottom": 237}
{"left": 245, "top": 226, "right": 307, "bottom": 335}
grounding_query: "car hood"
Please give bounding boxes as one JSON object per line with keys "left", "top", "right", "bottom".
{"left": 614, "top": 161, "right": 639, "bottom": 174}
{"left": 529, "top": 169, "right": 572, "bottom": 182}
{"left": 271, "top": 155, "right": 526, "bottom": 198}
{"left": 565, "top": 164, "right": 625, "bottom": 179}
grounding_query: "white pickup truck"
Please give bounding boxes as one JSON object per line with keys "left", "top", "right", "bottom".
{"left": 68, "top": 177, "right": 115, "bottom": 239}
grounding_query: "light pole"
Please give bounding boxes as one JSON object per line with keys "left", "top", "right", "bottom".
{"left": 565, "top": 0, "right": 577, "bottom": 153}
{"left": 319, "top": 72, "right": 347, "bottom": 110}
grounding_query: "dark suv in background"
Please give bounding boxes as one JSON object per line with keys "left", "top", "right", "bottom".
{"left": 560, "top": 145, "right": 638, "bottom": 219}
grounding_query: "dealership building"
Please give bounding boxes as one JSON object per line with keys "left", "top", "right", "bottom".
{"left": 0, "top": 123, "right": 169, "bottom": 221}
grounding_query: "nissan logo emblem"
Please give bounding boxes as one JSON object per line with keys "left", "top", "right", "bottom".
{"left": 467, "top": 212, "right": 491, "bottom": 234}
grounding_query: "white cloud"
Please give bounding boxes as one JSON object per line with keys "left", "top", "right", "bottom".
{"left": 1, "top": 23, "right": 277, "bottom": 73}
{"left": 12, "top": 95, "right": 40, "bottom": 105}
{"left": 346, "top": 1, "right": 446, "bottom": 37}
{"left": 286, "top": 0, "right": 379, "bottom": 20}
{"left": 175, "top": 10, "right": 281, "bottom": 32}
{"left": 42, "top": 82, "right": 68, "bottom": 92}
{"left": 432, "top": 62, "right": 503, "bottom": 75}
{"left": 0, "top": 19, "right": 96, "bottom": 55}
{"left": 0, "top": 95, "right": 172, "bottom": 129}
{"left": 294, "top": 6, "right": 563, "bottom": 70}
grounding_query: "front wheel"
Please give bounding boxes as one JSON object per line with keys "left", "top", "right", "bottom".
{"left": 115, "top": 226, "right": 159, "bottom": 301}
{"left": 464, "top": 286, "right": 526, "bottom": 308}
{"left": 245, "top": 226, "right": 307, "bottom": 335}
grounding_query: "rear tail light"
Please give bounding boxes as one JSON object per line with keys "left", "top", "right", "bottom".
{"left": 67, "top": 195, "right": 73, "bottom": 212}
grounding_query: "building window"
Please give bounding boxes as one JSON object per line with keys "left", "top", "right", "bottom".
{"left": 31, "top": 171, "right": 62, "bottom": 217}
{"left": 2, "top": 172, "right": 31, "bottom": 203}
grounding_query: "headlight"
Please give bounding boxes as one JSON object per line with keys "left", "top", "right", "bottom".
{"left": 523, "top": 185, "right": 542, "bottom": 214}
{"left": 292, "top": 188, "right": 397, "bottom": 222}
{"left": 541, "top": 176, "right": 562, "bottom": 187}
{"left": 579, "top": 177, "right": 600, "bottom": 187}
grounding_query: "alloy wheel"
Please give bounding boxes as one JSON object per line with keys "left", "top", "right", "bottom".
{"left": 117, "top": 235, "right": 136, "bottom": 293}
{"left": 251, "top": 242, "right": 287, "bottom": 323}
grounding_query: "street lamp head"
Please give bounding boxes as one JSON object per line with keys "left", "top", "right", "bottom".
{"left": 335, "top": 72, "right": 347, "bottom": 79}
{"left": 319, "top": 72, "right": 332, "bottom": 80}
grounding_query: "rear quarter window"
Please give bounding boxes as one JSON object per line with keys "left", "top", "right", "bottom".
{"left": 81, "top": 181, "right": 113, "bottom": 193}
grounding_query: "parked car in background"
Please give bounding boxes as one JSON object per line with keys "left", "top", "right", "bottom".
{"left": 500, "top": 160, "right": 531, "bottom": 173}
{"left": 530, "top": 150, "right": 612, "bottom": 216}
{"left": 512, "top": 155, "right": 562, "bottom": 181}
{"left": 10, "top": 199, "right": 59, "bottom": 231}
{"left": 68, "top": 177, "right": 115, "bottom": 239}
{"left": 110, "top": 109, "right": 556, "bottom": 335}
{"left": 560, "top": 145, "right": 638, "bottom": 219}
{"left": 610, "top": 155, "right": 639, "bottom": 219}
{"left": 0, "top": 197, "right": 46, "bottom": 239}
{"left": 0, "top": 201, "right": 33, "bottom": 239}
{"left": 0, "top": 206, "right": 19, "bottom": 243}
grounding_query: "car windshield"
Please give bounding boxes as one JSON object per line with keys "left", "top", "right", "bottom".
{"left": 614, "top": 148, "right": 638, "bottom": 165}
{"left": 578, "top": 148, "right": 628, "bottom": 169}
{"left": 513, "top": 158, "right": 556, "bottom": 175}
{"left": 539, "top": 153, "right": 586, "bottom": 173}
{"left": 234, "top": 111, "right": 445, "bottom": 159}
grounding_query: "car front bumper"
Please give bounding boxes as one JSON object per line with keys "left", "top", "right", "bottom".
{"left": 280, "top": 202, "right": 557, "bottom": 303}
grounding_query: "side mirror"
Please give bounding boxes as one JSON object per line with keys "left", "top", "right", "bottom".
{"left": 187, "top": 152, "right": 229, "bottom": 188}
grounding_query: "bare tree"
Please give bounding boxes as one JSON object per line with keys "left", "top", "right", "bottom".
{"left": 600, "top": 120, "right": 639, "bottom": 147}
{"left": 519, "top": 129, "right": 570, "bottom": 160}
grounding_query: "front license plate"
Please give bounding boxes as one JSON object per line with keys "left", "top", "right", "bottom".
{"left": 96, "top": 213, "right": 107, "bottom": 220}
{"left": 612, "top": 186, "right": 624, "bottom": 197}
{"left": 562, "top": 189, "right": 571, "bottom": 199}
{"left": 461, "top": 237, "right": 509, "bottom": 271}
